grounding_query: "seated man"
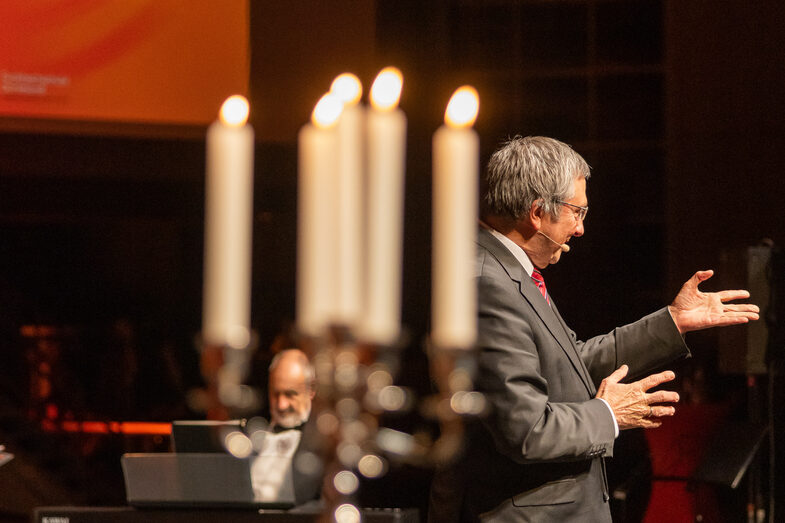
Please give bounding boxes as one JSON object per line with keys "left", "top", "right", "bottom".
{"left": 251, "top": 348, "right": 322, "bottom": 504}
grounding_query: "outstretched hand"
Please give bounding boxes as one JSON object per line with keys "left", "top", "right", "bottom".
{"left": 668, "top": 270, "right": 760, "bottom": 334}
{"left": 596, "top": 365, "right": 679, "bottom": 430}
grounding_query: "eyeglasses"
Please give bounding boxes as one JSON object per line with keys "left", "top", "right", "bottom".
{"left": 558, "top": 201, "right": 588, "bottom": 221}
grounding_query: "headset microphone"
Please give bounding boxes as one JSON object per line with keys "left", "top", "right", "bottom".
{"left": 537, "top": 231, "right": 570, "bottom": 253}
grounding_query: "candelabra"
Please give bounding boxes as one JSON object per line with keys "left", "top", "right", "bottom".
{"left": 196, "top": 330, "right": 261, "bottom": 422}
{"left": 296, "top": 325, "right": 485, "bottom": 522}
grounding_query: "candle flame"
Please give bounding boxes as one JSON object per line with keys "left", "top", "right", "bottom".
{"left": 312, "top": 92, "right": 343, "bottom": 129}
{"left": 219, "top": 95, "right": 250, "bottom": 127}
{"left": 330, "top": 73, "right": 363, "bottom": 105}
{"left": 370, "top": 66, "right": 403, "bottom": 111}
{"left": 445, "top": 86, "right": 479, "bottom": 128}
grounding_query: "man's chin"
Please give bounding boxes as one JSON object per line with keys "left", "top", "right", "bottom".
{"left": 273, "top": 413, "right": 307, "bottom": 429}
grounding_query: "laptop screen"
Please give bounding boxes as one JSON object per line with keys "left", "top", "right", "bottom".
{"left": 122, "top": 453, "right": 296, "bottom": 509}
{"left": 170, "top": 419, "right": 245, "bottom": 453}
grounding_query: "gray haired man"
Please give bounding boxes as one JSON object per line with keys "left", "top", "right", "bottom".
{"left": 428, "top": 136, "right": 759, "bottom": 522}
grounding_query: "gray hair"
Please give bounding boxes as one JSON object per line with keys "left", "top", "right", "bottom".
{"left": 269, "top": 348, "right": 316, "bottom": 389}
{"left": 483, "top": 136, "right": 591, "bottom": 222}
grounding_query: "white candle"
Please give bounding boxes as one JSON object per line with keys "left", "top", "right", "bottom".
{"left": 330, "top": 73, "right": 364, "bottom": 327}
{"left": 296, "top": 93, "right": 343, "bottom": 337}
{"left": 431, "top": 86, "right": 479, "bottom": 349}
{"left": 203, "top": 95, "right": 255, "bottom": 349}
{"left": 361, "top": 67, "right": 407, "bottom": 345}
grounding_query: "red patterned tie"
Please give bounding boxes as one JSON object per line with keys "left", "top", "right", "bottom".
{"left": 531, "top": 269, "right": 550, "bottom": 305}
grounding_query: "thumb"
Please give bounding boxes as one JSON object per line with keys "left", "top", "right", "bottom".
{"left": 605, "top": 364, "right": 629, "bottom": 385}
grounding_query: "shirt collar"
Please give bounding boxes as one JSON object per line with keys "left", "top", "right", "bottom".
{"left": 486, "top": 227, "right": 535, "bottom": 277}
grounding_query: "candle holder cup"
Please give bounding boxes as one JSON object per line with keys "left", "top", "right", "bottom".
{"left": 420, "top": 340, "right": 486, "bottom": 467}
{"left": 194, "top": 330, "right": 261, "bottom": 422}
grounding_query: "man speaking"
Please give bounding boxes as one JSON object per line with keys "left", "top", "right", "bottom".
{"left": 429, "top": 136, "right": 760, "bottom": 522}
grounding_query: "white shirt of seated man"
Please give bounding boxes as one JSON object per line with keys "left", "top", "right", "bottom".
{"left": 251, "top": 429, "right": 302, "bottom": 502}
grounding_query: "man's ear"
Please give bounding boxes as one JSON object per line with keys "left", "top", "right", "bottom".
{"left": 528, "top": 200, "right": 544, "bottom": 230}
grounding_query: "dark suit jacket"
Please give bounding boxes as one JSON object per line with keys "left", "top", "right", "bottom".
{"left": 429, "top": 228, "right": 690, "bottom": 522}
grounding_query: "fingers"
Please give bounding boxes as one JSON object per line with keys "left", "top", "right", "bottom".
{"left": 620, "top": 407, "right": 671, "bottom": 431}
{"left": 711, "top": 307, "right": 761, "bottom": 327}
{"left": 603, "top": 368, "right": 681, "bottom": 431}
{"left": 723, "top": 309, "right": 760, "bottom": 321}
{"left": 647, "top": 390, "right": 680, "bottom": 404}
{"left": 649, "top": 405, "right": 676, "bottom": 418}
{"left": 717, "top": 289, "right": 752, "bottom": 302}
{"left": 635, "top": 370, "right": 675, "bottom": 391}
{"left": 721, "top": 303, "right": 760, "bottom": 315}
{"left": 623, "top": 401, "right": 676, "bottom": 431}
{"left": 712, "top": 315, "right": 758, "bottom": 327}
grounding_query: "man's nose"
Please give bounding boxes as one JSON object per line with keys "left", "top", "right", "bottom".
{"left": 573, "top": 218, "right": 585, "bottom": 237}
{"left": 276, "top": 396, "right": 290, "bottom": 411}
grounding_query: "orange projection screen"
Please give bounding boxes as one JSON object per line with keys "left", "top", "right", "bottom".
{"left": 0, "top": 0, "right": 249, "bottom": 129}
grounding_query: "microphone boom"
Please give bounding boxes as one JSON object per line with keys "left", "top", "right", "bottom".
{"left": 538, "top": 231, "right": 570, "bottom": 252}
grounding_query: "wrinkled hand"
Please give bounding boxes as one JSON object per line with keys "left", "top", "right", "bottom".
{"left": 668, "top": 270, "right": 760, "bottom": 334}
{"left": 596, "top": 365, "right": 679, "bottom": 430}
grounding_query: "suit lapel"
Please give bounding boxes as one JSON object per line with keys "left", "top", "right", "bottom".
{"left": 477, "top": 229, "right": 595, "bottom": 397}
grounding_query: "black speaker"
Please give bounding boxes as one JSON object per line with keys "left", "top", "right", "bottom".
{"left": 717, "top": 245, "right": 772, "bottom": 375}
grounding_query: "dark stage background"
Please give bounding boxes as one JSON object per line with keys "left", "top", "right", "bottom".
{"left": 1, "top": 1, "right": 784, "bottom": 521}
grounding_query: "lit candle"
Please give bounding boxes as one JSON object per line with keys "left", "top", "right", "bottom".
{"left": 431, "top": 86, "right": 479, "bottom": 349}
{"left": 297, "top": 93, "right": 343, "bottom": 337}
{"left": 330, "top": 73, "right": 364, "bottom": 327}
{"left": 361, "top": 67, "right": 406, "bottom": 345}
{"left": 203, "top": 95, "right": 255, "bottom": 349}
